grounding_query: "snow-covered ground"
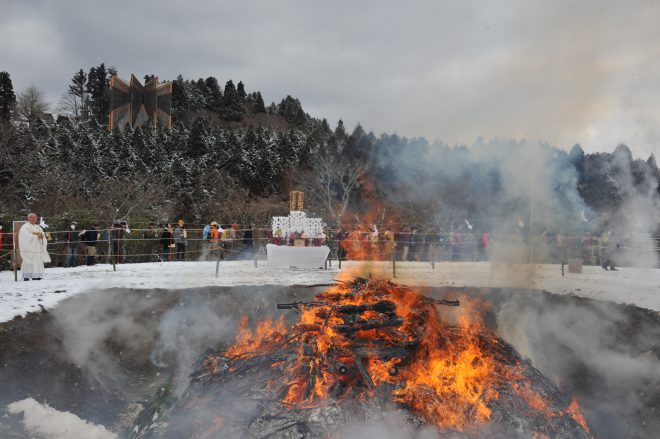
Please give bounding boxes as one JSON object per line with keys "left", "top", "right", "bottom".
{"left": 1, "top": 260, "right": 659, "bottom": 323}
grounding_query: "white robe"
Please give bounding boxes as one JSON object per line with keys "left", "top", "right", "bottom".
{"left": 19, "top": 222, "right": 50, "bottom": 279}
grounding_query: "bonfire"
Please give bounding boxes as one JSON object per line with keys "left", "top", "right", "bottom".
{"left": 136, "top": 277, "right": 592, "bottom": 438}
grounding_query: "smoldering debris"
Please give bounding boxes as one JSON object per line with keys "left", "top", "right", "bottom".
{"left": 492, "top": 289, "right": 660, "bottom": 439}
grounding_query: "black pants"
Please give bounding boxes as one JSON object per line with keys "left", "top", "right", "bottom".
{"left": 176, "top": 243, "right": 186, "bottom": 261}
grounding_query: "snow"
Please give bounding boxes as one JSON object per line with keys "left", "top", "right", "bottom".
{"left": 7, "top": 398, "right": 118, "bottom": 439}
{"left": 1, "top": 260, "right": 659, "bottom": 324}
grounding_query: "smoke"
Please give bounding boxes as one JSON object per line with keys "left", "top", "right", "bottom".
{"left": 7, "top": 398, "right": 118, "bottom": 439}
{"left": 605, "top": 146, "right": 660, "bottom": 268}
{"left": 494, "top": 292, "right": 660, "bottom": 438}
{"left": 336, "top": 409, "right": 440, "bottom": 439}
{"left": 50, "top": 288, "right": 174, "bottom": 392}
{"left": 48, "top": 285, "right": 317, "bottom": 402}
{"left": 380, "top": 135, "right": 659, "bottom": 278}
{"left": 148, "top": 292, "right": 239, "bottom": 397}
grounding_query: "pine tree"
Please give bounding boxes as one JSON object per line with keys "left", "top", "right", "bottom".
{"left": 204, "top": 76, "right": 223, "bottom": 112}
{"left": 86, "top": 63, "right": 111, "bottom": 124}
{"left": 221, "top": 80, "right": 245, "bottom": 121}
{"left": 254, "top": 92, "right": 266, "bottom": 113}
{"left": 246, "top": 92, "right": 266, "bottom": 114}
{"left": 189, "top": 117, "right": 211, "bottom": 158}
{"left": 276, "top": 95, "right": 307, "bottom": 125}
{"left": 237, "top": 81, "right": 247, "bottom": 99}
{"left": 0, "top": 71, "right": 17, "bottom": 123}
{"left": 61, "top": 69, "right": 89, "bottom": 121}
{"left": 172, "top": 74, "right": 189, "bottom": 118}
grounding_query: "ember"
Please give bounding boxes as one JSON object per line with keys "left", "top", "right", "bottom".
{"left": 164, "top": 278, "right": 592, "bottom": 438}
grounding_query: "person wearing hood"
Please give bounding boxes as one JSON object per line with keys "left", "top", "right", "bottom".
{"left": 19, "top": 213, "right": 50, "bottom": 280}
{"left": 173, "top": 219, "right": 188, "bottom": 261}
{"left": 63, "top": 221, "right": 80, "bottom": 267}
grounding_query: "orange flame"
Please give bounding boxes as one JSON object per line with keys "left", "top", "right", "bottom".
{"left": 208, "top": 280, "right": 591, "bottom": 434}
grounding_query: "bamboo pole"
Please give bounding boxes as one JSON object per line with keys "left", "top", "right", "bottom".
{"left": 13, "top": 247, "right": 17, "bottom": 282}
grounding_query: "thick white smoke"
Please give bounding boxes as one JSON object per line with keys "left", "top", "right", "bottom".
{"left": 7, "top": 398, "right": 118, "bottom": 439}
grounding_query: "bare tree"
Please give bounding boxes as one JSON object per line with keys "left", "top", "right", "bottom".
{"left": 93, "top": 177, "right": 170, "bottom": 224}
{"left": 57, "top": 92, "right": 82, "bottom": 120}
{"left": 299, "top": 155, "right": 367, "bottom": 226}
{"left": 16, "top": 85, "right": 49, "bottom": 124}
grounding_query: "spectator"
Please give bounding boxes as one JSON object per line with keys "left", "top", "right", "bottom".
{"left": 369, "top": 224, "right": 380, "bottom": 258}
{"left": 480, "top": 231, "right": 491, "bottom": 261}
{"left": 243, "top": 224, "right": 254, "bottom": 255}
{"left": 219, "top": 224, "right": 237, "bottom": 259}
{"left": 200, "top": 223, "right": 212, "bottom": 261}
{"left": 450, "top": 229, "right": 463, "bottom": 261}
{"left": 142, "top": 223, "right": 158, "bottom": 261}
{"left": 63, "top": 221, "right": 80, "bottom": 267}
{"left": 19, "top": 213, "right": 50, "bottom": 280}
{"left": 601, "top": 230, "right": 620, "bottom": 271}
{"left": 80, "top": 223, "right": 100, "bottom": 266}
{"left": 110, "top": 222, "right": 126, "bottom": 264}
{"left": 383, "top": 226, "right": 396, "bottom": 261}
{"left": 160, "top": 223, "right": 174, "bottom": 261}
{"left": 209, "top": 222, "right": 220, "bottom": 259}
{"left": 399, "top": 227, "right": 412, "bottom": 261}
{"left": 174, "top": 219, "right": 187, "bottom": 261}
{"left": 410, "top": 227, "right": 424, "bottom": 261}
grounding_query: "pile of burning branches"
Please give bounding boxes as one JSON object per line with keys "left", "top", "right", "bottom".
{"left": 138, "top": 278, "right": 592, "bottom": 438}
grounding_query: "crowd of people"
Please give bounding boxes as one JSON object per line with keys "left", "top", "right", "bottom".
{"left": 0, "top": 213, "right": 635, "bottom": 280}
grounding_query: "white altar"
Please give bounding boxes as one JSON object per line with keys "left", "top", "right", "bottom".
{"left": 266, "top": 244, "right": 330, "bottom": 269}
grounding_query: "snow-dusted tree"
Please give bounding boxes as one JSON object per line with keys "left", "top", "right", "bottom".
{"left": 16, "top": 85, "right": 49, "bottom": 125}
{"left": 221, "top": 80, "right": 246, "bottom": 121}
{"left": 0, "top": 71, "right": 17, "bottom": 123}
{"left": 86, "top": 63, "right": 114, "bottom": 124}
{"left": 276, "top": 95, "right": 307, "bottom": 126}
{"left": 246, "top": 91, "right": 266, "bottom": 114}
{"left": 205, "top": 76, "right": 223, "bottom": 112}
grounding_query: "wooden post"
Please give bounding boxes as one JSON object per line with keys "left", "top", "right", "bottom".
{"left": 392, "top": 259, "right": 396, "bottom": 278}
{"left": 108, "top": 228, "right": 116, "bottom": 272}
{"left": 215, "top": 247, "right": 220, "bottom": 278}
{"left": 13, "top": 247, "right": 17, "bottom": 282}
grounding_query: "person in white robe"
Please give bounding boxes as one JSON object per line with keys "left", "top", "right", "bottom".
{"left": 18, "top": 213, "right": 50, "bottom": 280}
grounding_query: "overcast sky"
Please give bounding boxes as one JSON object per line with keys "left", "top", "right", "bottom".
{"left": 2, "top": 0, "right": 659, "bottom": 158}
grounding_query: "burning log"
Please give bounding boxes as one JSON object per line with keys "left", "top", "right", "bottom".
{"left": 276, "top": 301, "right": 326, "bottom": 310}
{"left": 422, "top": 296, "right": 460, "bottom": 307}
{"left": 335, "top": 300, "right": 397, "bottom": 315}
{"left": 333, "top": 317, "right": 404, "bottom": 334}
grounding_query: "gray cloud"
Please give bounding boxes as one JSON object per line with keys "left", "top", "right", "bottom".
{"left": 2, "top": 0, "right": 659, "bottom": 157}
